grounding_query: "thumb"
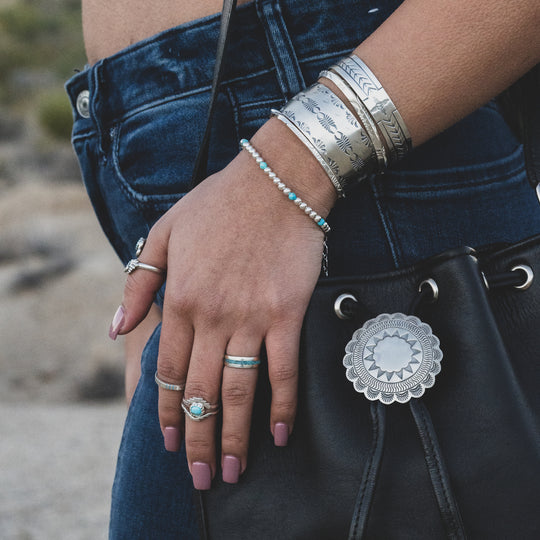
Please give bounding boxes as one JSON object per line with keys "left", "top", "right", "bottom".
{"left": 109, "top": 232, "right": 168, "bottom": 340}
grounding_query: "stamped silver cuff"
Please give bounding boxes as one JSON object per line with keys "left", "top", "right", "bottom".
{"left": 319, "top": 69, "right": 388, "bottom": 171}
{"left": 275, "top": 82, "right": 377, "bottom": 194}
{"left": 333, "top": 55, "right": 412, "bottom": 162}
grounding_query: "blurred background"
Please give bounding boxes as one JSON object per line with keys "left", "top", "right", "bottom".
{"left": 1, "top": 0, "right": 128, "bottom": 537}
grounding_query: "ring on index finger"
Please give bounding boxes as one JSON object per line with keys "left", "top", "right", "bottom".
{"left": 155, "top": 371, "right": 185, "bottom": 392}
{"left": 223, "top": 354, "right": 261, "bottom": 369}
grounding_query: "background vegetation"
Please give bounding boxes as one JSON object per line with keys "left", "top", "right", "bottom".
{"left": 0, "top": 0, "right": 86, "bottom": 141}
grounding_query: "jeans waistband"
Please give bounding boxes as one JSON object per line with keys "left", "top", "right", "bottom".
{"left": 66, "top": 0, "right": 400, "bottom": 129}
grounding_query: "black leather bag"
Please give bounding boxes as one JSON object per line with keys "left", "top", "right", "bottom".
{"left": 192, "top": 5, "right": 540, "bottom": 537}
{"left": 197, "top": 235, "right": 540, "bottom": 539}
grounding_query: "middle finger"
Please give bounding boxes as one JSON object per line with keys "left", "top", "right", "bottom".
{"left": 184, "top": 332, "right": 226, "bottom": 490}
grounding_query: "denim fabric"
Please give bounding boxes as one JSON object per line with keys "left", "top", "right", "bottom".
{"left": 66, "top": 0, "right": 540, "bottom": 538}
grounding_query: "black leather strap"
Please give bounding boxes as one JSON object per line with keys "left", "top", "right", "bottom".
{"left": 348, "top": 403, "right": 386, "bottom": 540}
{"left": 409, "top": 400, "right": 467, "bottom": 540}
{"left": 190, "top": 0, "right": 238, "bottom": 188}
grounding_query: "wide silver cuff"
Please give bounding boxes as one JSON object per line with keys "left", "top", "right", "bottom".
{"left": 275, "top": 82, "right": 377, "bottom": 194}
{"left": 319, "top": 69, "right": 388, "bottom": 171}
{"left": 332, "top": 55, "right": 412, "bottom": 161}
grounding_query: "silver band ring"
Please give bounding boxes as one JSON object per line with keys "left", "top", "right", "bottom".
{"left": 154, "top": 371, "right": 185, "bottom": 392}
{"left": 124, "top": 258, "right": 165, "bottom": 275}
{"left": 224, "top": 354, "right": 261, "bottom": 369}
{"left": 182, "top": 397, "right": 220, "bottom": 421}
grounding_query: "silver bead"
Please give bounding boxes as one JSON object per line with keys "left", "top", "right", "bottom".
{"left": 277, "top": 183, "right": 286, "bottom": 191}
{"left": 305, "top": 207, "right": 312, "bottom": 214}
{"left": 264, "top": 167, "right": 272, "bottom": 174}
{"left": 252, "top": 151, "right": 259, "bottom": 158}
{"left": 314, "top": 215, "right": 322, "bottom": 222}
{"left": 299, "top": 203, "right": 307, "bottom": 210}
{"left": 283, "top": 188, "right": 291, "bottom": 195}
{"left": 269, "top": 172, "right": 276, "bottom": 178}
{"left": 273, "top": 177, "right": 280, "bottom": 184}
{"left": 294, "top": 198, "right": 303, "bottom": 206}
{"left": 309, "top": 211, "right": 317, "bottom": 219}
{"left": 255, "top": 157, "right": 263, "bottom": 163}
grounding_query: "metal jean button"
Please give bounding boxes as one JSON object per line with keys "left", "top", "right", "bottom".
{"left": 76, "top": 90, "right": 90, "bottom": 118}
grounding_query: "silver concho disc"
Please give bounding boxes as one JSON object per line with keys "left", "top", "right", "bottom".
{"left": 343, "top": 313, "right": 442, "bottom": 404}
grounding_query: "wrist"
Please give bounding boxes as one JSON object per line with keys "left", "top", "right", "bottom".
{"left": 250, "top": 117, "right": 338, "bottom": 218}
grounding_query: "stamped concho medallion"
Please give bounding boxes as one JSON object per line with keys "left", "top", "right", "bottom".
{"left": 343, "top": 313, "right": 442, "bottom": 404}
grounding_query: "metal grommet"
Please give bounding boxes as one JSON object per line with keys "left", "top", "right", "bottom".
{"left": 511, "top": 264, "right": 534, "bottom": 290}
{"left": 418, "top": 278, "right": 439, "bottom": 302}
{"left": 334, "top": 293, "right": 358, "bottom": 320}
{"left": 76, "top": 90, "right": 90, "bottom": 118}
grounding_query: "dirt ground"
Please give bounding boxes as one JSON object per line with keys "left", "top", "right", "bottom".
{"left": 0, "top": 163, "right": 128, "bottom": 538}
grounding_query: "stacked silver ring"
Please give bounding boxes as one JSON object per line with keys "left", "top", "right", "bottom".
{"left": 182, "top": 397, "right": 220, "bottom": 421}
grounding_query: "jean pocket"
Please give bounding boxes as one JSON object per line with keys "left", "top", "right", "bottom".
{"left": 111, "top": 92, "right": 236, "bottom": 210}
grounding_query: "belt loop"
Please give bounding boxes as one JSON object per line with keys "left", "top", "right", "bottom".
{"left": 255, "top": 0, "right": 306, "bottom": 101}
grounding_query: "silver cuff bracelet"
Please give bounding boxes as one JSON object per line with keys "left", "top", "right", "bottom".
{"left": 274, "top": 82, "right": 377, "bottom": 194}
{"left": 332, "top": 55, "right": 412, "bottom": 161}
{"left": 319, "top": 69, "right": 388, "bottom": 171}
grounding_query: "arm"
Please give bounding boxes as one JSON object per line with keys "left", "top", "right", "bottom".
{"left": 113, "top": 0, "right": 539, "bottom": 488}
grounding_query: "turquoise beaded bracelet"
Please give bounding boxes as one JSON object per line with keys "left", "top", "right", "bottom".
{"left": 240, "top": 139, "right": 331, "bottom": 233}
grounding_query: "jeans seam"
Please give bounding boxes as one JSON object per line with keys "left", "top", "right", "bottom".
{"left": 225, "top": 86, "right": 241, "bottom": 142}
{"left": 110, "top": 122, "right": 185, "bottom": 210}
{"left": 256, "top": 0, "right": 305, "bottom": 100}
{"left": 370, "top": 175, "right": 402, "bottom": 268}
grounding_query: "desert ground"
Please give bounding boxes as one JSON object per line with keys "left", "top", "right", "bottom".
{"left": 1, "top": 116, "right": 128, "bottom": 538}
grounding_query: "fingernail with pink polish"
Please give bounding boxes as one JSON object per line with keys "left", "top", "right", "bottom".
{"left": 192, "top": 462, "right": 212, "bottom": 490}
{"left": 109, "top": 305, "right": 125, "bottom": 340}
{"left": 222, "top": 455, "right": 241, "bottom": 484}
{"left": 274, "top": 422, "right": 289, "bottom": 447}
{"left": 163, "top": 427, "right": 180, "bottom": 452}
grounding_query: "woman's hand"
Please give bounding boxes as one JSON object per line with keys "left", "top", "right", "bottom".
{"left": 111, "top": 119, "right": 337, "bottom": 488}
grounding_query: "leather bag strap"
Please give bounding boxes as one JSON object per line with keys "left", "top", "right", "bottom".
{"left": 190, "top": 0, "right": 238, "bottom": 188}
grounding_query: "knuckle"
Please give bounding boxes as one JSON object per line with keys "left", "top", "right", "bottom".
{"left": 269, "top": 362, "right": 298, "bottom": 384}
{"left": 222, "top": 382, "right": 254, "bottom": 407}
{"left": 185, "top": 435, "right": 213, "bottom": 454}
{"left": 185, "top": 381, "right": 216, "bottom": 401}
{"left": 222, "top": 431, "right": 247, "bottom": 449}
{"left": 157, "top": 358, "right": 185, "bottom": 383}
{"left": 159, "top": 403, "right": 182, "bottom": 426}
{"left": 272, "top": 399, "right": 297, "bottom": 419}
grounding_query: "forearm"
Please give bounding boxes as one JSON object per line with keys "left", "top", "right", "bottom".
{"left": 256, "top": 0, "right": 539, "bottom": 213}
{"left": 352, "top": 0, "right": 540, "bottom": 147}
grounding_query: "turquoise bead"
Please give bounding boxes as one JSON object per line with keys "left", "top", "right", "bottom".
{"left": 318, "top": 218, "right": 325, "bottom": 226}
{"left": 259, "top": 162, "right": 267, "bottom": 169}
{"left": 240, "top": 138, "right": 248, "bottom": 145}
{"left": 288, "top": 193, "right": 297, "bottom": 201}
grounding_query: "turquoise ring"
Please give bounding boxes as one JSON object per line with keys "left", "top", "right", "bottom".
{"left": 224, "top": 354, "right": 261, "bottom": 369}
{"left": 182, "top": 397, "right": 220, "bottom": 421}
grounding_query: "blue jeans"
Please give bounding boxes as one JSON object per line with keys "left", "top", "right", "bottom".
{"left": 66, "top": 0, "right": 540, "bottom": 538}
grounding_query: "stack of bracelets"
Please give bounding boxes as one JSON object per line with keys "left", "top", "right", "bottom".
{"left": 240, "top": 54, "right": 412, "bottom": 235}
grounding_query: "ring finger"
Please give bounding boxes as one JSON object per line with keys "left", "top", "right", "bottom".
{"left": 220, "top": 334, "right": 261, "bottom": 484}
